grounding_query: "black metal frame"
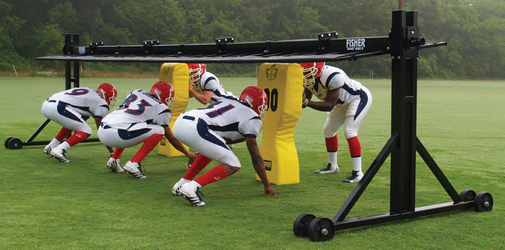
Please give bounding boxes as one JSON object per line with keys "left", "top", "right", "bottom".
{"left": 7, "top": 7, "right": 490, "bottom": 242}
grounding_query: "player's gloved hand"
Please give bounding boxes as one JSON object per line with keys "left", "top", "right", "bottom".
{"left": 302, "top": 92, "right": 309, "bottom": 108}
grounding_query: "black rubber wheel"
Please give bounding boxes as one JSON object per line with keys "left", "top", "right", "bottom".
{"left": 293, "top": 213, "right": 316, "bottom": 238}
{"left": 459, "top": 189, "right": 476, "bottom": 208}
{"left": 4, "top": 137, "right": 14, "bottom": 149}
{"left": 460, "top": 189, "right": 476, "bottom": 201}
{"left": 6, "top": 137, "right": 23, "bottom": 149}
{"left": 474, "top": 192, "right": 493, "bottom": 212}
{"left": 308, "top": 217, "right": 334, "bottom": 242}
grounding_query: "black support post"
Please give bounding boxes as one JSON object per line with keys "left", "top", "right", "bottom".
{"left": 64, "top": 33, "right": 80, "bottom": 89}
{"left": 389, "top": 10, "right": 419, "bottom": 214}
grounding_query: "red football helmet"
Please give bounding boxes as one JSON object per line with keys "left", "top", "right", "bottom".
{"left": 240, "top": 86, "right": 268, "bottom": 120}
{"left": 187, "top": 63, "right": 206, "bottom": 86}
{"left": 298, "top": 62, "right": 325, "bottom": 87}
{"left": 150, "top": 81, "right": 175, "bottom": 109}
{"left": 97, "top": 83, "right": 118, "bottom": 107}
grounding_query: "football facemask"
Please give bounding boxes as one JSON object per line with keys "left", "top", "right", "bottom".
{"left": 187, "top": 63, "right": 206, "bottom": 88}
{"left": 298, "top": 62, "right": 325, "bottom": 89}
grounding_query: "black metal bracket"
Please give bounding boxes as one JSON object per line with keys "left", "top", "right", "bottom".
{"left": 318, "top": 31, "right": 338, "bottom": 52}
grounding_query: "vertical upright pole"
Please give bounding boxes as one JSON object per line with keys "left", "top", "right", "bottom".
{"left": 389, "top": 10, "right": 420, "bottom": 214}
{"left": 73, "top": 34, "right": 80, "bottom": 88}
{"left": 63, "top": 33, "right": 80, "bottom": 90}
{"left": 64, "top": 34, "right": 72, "bottom": 90}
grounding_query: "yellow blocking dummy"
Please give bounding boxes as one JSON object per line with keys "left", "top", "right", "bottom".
{"left": 158, "top": 63, "right": 190, "bottom": 156}
{"left": 257, "top": 63, "right": 303, "bottom": 185}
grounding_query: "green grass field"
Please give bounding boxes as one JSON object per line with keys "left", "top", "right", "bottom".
{"left": 0, "top": 76, "right": 503, "bottom": 249}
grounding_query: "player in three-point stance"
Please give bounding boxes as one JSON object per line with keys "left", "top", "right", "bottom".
{"left": 98, "top": 81, "right": 197, "bottom": 178}
{"left": 171, "top": 86, "right": 277, "bottom": 207}
{"left": 299, "top": 62, "right": 372, "bottom": 183}
{"left": 42, "top": 83, "right": 118, "bottom": 163}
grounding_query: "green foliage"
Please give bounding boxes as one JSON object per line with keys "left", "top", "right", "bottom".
{"left": 1, "top": 0, "right": 505, "bottom": 79}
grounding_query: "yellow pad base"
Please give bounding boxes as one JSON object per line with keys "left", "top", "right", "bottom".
{"left": 158, "top": 63, "right": 189, "bottom": 157}
{"left": 257, "top": 63, "right": 303, "bottom": 185}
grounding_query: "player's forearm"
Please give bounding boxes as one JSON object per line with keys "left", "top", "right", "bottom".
{"left": 167, "top": 136, "right": 190, "bottom": 156}
{"left": 307, "top": 100, "right": 334, "bottom": 111}
{"left": 190, "top": 91, "right": 210, "bottom": 105}
{"left": 252, "top": 157, "right": 272, "bottom": 187}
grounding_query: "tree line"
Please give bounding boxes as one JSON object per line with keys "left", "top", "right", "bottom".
{"left": 1, "top": 0, "right": 504, "bottom": 79}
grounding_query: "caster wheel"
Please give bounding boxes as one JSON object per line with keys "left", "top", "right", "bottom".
{"left": 4, "top": 137, "right": 15, "bottom": 149}
{"left": 459, "top": 189, "right": 476, "bottom": 208}
{"left": 308, "top": 217, "right": 334, "bottom": 242}
{"left": 293, "top": 213, "right": 315, "bottom": 238}
{"left": 474, "top": 192, "right": 493, "bottom": 212}
{"left": 6, "top": 137, "right": 23, "bottom": 149}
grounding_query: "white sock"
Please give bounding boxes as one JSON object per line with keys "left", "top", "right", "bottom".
{"left": 55, "top": 142, "right": 70, "bottom": 151}
{"left": 327, "top": 151, "right": 338, "bottom": 169}
{"left": 48, "top": 139, "right": 61, "bottom": 148}
{"left": 351, "top": 156, "right": 362, "bottom": 172}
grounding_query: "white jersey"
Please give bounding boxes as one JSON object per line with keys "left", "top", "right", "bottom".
{"left": 45, "top": 87, "right": 110, "bottom": 118}
{"left": 194, "top": 72, "right": 237, "bottom": 103}
{"left": 183, "top": 98, "right": 262, "bottom": 141}
{"left": 310, "top": 66, "right": 365, "bottom": 106}
{"left": 102, "top": 89, "right": 172, "bottom": 130}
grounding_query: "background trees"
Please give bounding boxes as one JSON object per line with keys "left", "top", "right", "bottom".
{"left": 1, "top": 0, "right": 504, "bottom": 79}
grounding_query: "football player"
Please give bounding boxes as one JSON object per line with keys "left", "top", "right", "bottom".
{"left": 300, "top": 62, "right": 373, "bottom": 183}
{"left": 187, "top": 63, "right": 238, "bottom": 104}
{"left": 171, "top": 86, "right": 277, "bottom": 207}
{"left": 42, "top": 83, "right": 117, "bottom": 163}
{"left": 98, "top": 81, "right": 197, "bottom": 178}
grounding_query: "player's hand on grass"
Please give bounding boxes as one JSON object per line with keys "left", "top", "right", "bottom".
{"left": 264, "top": 186, "right": 278, "bottom": 196}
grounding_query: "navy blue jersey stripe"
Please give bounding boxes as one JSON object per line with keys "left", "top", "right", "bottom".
{"left": 325, "top": 72, "right": 340, "bottom": 88}
{"left": 208, "top": 122, "right": 239, "bottom": 132}
{"left": 203, "top": 77, "right": 216, "bottom": 91}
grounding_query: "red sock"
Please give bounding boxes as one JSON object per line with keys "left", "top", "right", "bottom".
{"left": 194, "top": 165, "right": 228, "bottom": 187}
{"left": 55, "top": 127, "right": 72, "bottom": 141}
{"left": 347, "top": 136, "right": 361, "bottom": 157}
{"left": 112, "top": 148, "right": 125, "bottom": 159}
{"left": 325, "top": 135, "right": 338, "bottom": 152}
{"left": 183, "top": 154, "right": 211, "bottom": 180}
{"left": 130, "top": 134, "right": 163, "bottom": 163}
{"left": 65, "top": 131, "right": 89, "bottom": 146}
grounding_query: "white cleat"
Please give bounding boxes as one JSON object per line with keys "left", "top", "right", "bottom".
{"left": 124, "top": 161, "right": 149, "bottom": 179}
{"left": 106, "top": 158, "right": 124, "bottom": 172}
{"left": 343, "top": 170, "right": 364, "bottom": 183}
{"left": 172, "top": 179, "right": 190, "bottom": 196}
{"left": 314, "top": 163, "right": 339, "bottom": 174}
{"left": 180, "top": 181, "right": 206, "bottom": 207}
{"left": 44, "top": 145, "right": 52, "bottom": 155}
{"left": 50, "top": 148, "right": 70, "bottom": 163}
